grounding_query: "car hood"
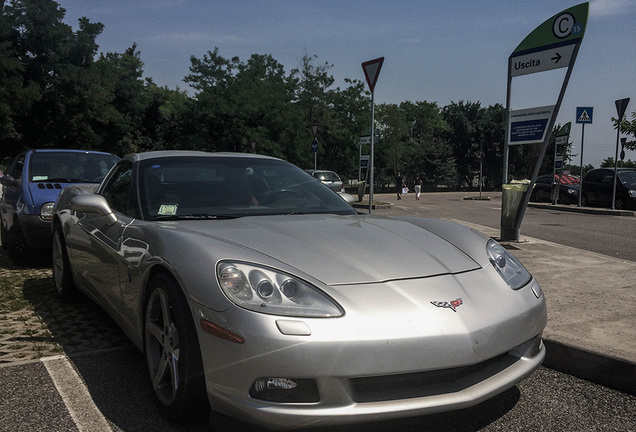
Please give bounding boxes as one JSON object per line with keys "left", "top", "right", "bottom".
{"left": 180, "top": 214, "right": 481, "bottom": 285}
{"left": 28, "top": 182, "right": 99, "bottom": 208}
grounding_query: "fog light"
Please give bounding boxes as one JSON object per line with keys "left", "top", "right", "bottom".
{"left": 249, "top": 378, "right": 319, "bottom": 403}
{"left": 254, "top": 378, "right": 297, "bottom": 392}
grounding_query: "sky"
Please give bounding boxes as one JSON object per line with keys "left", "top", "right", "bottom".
{"left": 57, "top": 0, "right": 636, "bottom": 168}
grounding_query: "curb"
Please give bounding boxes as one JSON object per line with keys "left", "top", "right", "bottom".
{"left": 528, "top": 202, "right": 634, "bottom": 216}
{"left": 543, "top": 339, "right": 636, "bottom": 397}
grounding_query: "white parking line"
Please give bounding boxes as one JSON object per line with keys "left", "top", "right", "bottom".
{"left": 42, "top": 355, "right": 113, "bottom": 432}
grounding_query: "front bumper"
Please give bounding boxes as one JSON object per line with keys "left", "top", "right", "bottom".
{"left": 193, "top": 273, "right": 547, "bottom": 430}
{"left": 17, "top": 214, "right": 52, "bottom": 248}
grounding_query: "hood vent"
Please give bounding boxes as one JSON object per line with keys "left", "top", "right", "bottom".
{"left": 37, "top": 183, "right": 63, "bottom": 190}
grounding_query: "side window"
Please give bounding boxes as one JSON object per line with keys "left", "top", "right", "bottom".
{"left": 8, "top": 155, "right": 25, "bottom": 179}
{"left": 101, "top": 161, "right": 133, "bottom": 215}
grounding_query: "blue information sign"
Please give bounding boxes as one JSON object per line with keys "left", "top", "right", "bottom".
{"left": 510, "top": 118, "right": 549, "bottom": 144}
{"left": 576, "top": 106, "right": 593, "bottom": 124}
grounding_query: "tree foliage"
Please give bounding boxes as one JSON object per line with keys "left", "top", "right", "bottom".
{"left": 2, "top": 0, "right": 606, "bottom": 191}
{"left": 615, "top": 111, "right": 636, "bottom": 151}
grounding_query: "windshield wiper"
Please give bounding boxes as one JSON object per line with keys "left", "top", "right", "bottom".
{"left": 149, "top": 214, "right": 239, "bottom": 221}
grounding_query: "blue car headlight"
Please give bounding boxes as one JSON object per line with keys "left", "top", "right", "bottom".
{"left": 486, "top": 239, "right": 532, "bottom": 290}
{"left": 40, "top": 202, "right": 55, "bottom": 220}
{"left": 217, "top": 262, "right": 343, "bottom": 317}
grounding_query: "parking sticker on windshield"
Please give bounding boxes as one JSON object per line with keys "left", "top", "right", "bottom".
{"left": 158, "top": 204, "right": 177, "bottom": 215}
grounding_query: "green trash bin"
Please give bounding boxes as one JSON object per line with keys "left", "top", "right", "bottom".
{"left": 500, "top": 181, "right": 531, "bottom": 241}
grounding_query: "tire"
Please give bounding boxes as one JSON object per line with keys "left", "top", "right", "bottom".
{"left": 144, "top": 272, "right": 208, "bottom": 421}
{"left": 615, "top": 197, "right": 624, "bottom": 210}
{"left": 52, "top": 226, "right": 78, "bottom": 302}
{"left": 580, "top": 193, "right": 588, "bottom": 207}
{"left": 4, "top": 222, "right": 33, "bottom": 266}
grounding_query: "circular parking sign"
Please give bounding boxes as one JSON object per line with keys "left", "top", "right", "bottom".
{"left": 553, "top": 13, "right": 575, "bottom": 38}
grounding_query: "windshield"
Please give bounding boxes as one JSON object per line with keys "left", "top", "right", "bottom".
{"left": 29, "top": 151, "right": 119, "bottom": 183}
{"left": 139, "top": 156, "right": 356, "bottom": 220}
{"left": 618, "top": 171, "right": 636, "bottom": 186}
{"left": 314, "top": 171, "right": 341, "bottom": 182}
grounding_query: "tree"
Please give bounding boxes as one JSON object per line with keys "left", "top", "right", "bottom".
{"left": 185, "top": 49, "right": 301, "bottom": 158}
{"left": 614, "top": 111, "right": 636, "bottom": 151}
{"left": 476, "top": 104, "right": 506, "bottom": 188}
{"left": 376, "top": 101, "right": 455, "bottom": 189}
{"left": 0, "top": 3, "right": 24, "bottom": 149}
{"left": 601, "top": 157, "right": 636, "bottom": 169}
{"left": 441, "top": 101, "right": 482, "bottom": 187}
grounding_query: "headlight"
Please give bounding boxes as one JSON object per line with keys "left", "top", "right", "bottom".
{"left": 486, "top": 239, "right": 531, "bottom": 290}
{"left": 40, "top": 202, "right": 54, "bottom": 220}
{"left": 217, "top": 262, "right": 343, "bottom": 317}
{"left": 628, "top": 190, "right": 636, "bottom": 198}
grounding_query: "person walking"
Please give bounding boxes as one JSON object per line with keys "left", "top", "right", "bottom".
{"left": 414, "top": 175, "right": 422, "bottom": 200}
{"left": 395, "top": 172, "right": 404, "bottom": 200}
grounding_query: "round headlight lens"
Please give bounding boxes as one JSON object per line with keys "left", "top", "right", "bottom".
{"left": 218, "top": 266, "right": 251, "bottom": 300}
{"left": 486, "top": 239, "right": 532, "bottom": 290}
{"left": 257, "top": 280, "right": 275, "bottom": 299}
{"left": 40, "top": 202, "right": 55, "bottom": 221}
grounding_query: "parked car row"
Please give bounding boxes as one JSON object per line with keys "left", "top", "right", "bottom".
{"left": 0, "top": 149, "right": 119, "bottom": 264}
{"left": 530, "top": 174, "right": 580, "bottom": 205}
{"left": 529, "top": 168, "right": 636, "bottom": 210}
{"left": 581, "top": 168, "right": 636, "bottom": 210}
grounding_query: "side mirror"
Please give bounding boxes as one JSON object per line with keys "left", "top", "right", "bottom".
{"left": 0, "top": 175, "right": 19, "bottom": 188}
{"left": 70, "top": 194, "right": 118, "bottom": 225}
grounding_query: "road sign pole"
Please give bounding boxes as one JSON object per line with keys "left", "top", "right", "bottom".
{"left": 369, "top": 92, "right": 375, "bottom": 214}
{"left": 579, "top": 123, "right": 585, "bottom": 207}
{"left": 612, "top": 98, "right": 630, "bottom": 210}
{"left": 501, "top": 3, "right": 588, "bottom": 241}
{"left": 361, "top": 57, "right": 384, "bottom": 214}
{"left": 511, "top": 42, "right": 581, "bottom": 237}
{"left": 358, "top": 140, "right": 362, "bottom": 182}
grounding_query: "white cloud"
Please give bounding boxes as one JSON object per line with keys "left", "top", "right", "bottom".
{"left": 147, "top": 32, "right": 246, "bottom": 45}
{"left": 590, "top": 0, "right": 634, "bottom": 17}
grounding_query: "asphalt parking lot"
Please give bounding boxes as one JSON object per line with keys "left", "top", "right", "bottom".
{"left": 1, "top": 192, "right": 635, "bottom": 431}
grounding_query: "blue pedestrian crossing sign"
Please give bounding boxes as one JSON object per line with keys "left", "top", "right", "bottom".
{"left": 576, "top": 106, "right": 593, "bottom": 124}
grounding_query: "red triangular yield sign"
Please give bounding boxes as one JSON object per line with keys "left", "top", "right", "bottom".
{"left": 362, "top": 57, "right": 384, "bottom": 93}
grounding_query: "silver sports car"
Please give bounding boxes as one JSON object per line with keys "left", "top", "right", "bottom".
{"left": 52, "top": 151, "right": 546, "bottom": 430}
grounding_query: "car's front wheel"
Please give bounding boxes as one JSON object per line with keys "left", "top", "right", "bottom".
{"left": 3, "top": 222, "right": 33, "bottom": 266}
{"left": 580, "top": 193, "right": 589, "bottom": 207}
{"left": 615, "top": 197, "right": 625, "bottom": 210}
{"left": 52, "top": 226, "right": 77, "bottom": 302}
{"left": 144, "top": 272, "right": 208, "bottom": 421}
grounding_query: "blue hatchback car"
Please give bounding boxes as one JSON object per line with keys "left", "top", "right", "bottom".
{"left": 0, "top": 149, "right": 119, "bottom": 264}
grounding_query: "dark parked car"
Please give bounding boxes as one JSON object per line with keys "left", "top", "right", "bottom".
{"left": 581, "top": 168, "right": 636, "bottom": 210}
{"left": 0, "top": 149, "right": 119, "bottom": 264}
{"left": 530, "top": 174, "right": 580, "bottom": 205}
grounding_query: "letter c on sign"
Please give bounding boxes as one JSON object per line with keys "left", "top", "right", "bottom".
{"left": 553, "top": 13, "right": 574, "bottom": 39}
